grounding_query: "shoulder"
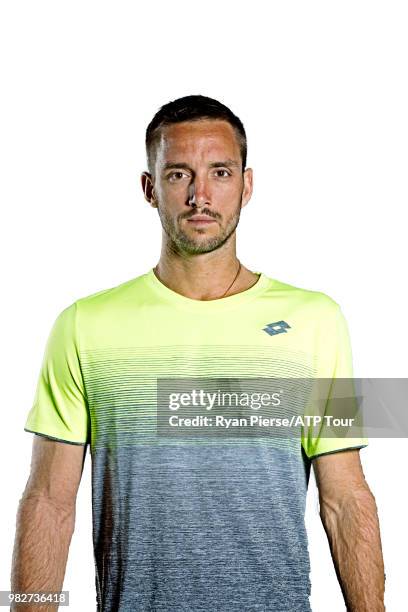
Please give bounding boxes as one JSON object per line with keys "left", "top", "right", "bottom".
{"left": 265, "top": 273, "right": 342, "bottom": 316}
{"left": 75, "top": 272, "right": 148, "bottom": 308}
{"left": 49, "top": 273, "right": 149, "bottom": 334}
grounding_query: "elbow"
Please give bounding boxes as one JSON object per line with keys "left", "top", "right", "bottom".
{"left": 17, "top": 491, "right": 76, "bottom": 535}
{"left": 319, "top": 484, "right": 377, "bottom": 525}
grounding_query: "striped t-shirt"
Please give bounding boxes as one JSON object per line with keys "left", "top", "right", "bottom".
{"left": 24, "top": 268, "right": 368, "bottom": 611}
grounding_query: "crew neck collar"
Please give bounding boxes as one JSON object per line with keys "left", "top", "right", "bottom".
{"left": 145, "top": 267, "right": 271, "bottom": 311}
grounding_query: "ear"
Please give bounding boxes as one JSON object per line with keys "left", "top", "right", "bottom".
{"left": 241, "top": 167, "right": 253, "bottom": 209}
{"left": 141, "top": 172, "right": 158, "bottom": 208}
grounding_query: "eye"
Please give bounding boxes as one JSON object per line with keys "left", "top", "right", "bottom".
{"left": 167, "top": 171, "right": 188, "bottom": 182}
{"left": 214, "top": 169, "right": 231, "bottom": 178}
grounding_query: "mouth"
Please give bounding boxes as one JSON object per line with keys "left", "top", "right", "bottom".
{"left": 186, "top": 215, "right": 217, "bottom": 225}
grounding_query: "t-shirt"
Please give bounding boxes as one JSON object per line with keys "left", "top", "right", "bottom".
{"left": 24, "top": 268, "right": 368, "bottom": 612}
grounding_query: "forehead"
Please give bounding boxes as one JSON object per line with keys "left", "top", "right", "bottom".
{"left": 155, "top": 120, "right": 240, "bottom": 163}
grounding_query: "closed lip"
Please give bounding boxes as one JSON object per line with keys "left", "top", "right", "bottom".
{"left": 187, "top": 215, "right": 216, "bottom": 222}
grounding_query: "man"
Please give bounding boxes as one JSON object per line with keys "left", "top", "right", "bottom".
{"left": 12, "top": 95, "right": 385, "bottom": 611}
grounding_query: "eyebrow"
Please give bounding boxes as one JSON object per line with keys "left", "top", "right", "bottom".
{"left": 162, "top": 159, "right": 240, "bottom": 171}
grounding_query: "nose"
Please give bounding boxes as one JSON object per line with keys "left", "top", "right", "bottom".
{"left": 188, "top": 177, "right": 211, "bottom": 208}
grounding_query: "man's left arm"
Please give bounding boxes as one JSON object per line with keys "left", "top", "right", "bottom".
{"left": 313, "top": 449, "right": 386, "bottom": 611}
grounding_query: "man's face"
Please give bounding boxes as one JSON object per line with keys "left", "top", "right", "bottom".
{"left": 142, "top": 119, "right": 253, "bottom": 255}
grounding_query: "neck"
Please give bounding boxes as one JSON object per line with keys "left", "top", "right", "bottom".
{"left": 153, "top": 248, "right": 259, "bottom": 301}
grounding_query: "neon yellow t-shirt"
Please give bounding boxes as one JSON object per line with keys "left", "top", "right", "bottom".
{"left": 24, "top": 269, "right": 368, "bottom": 611}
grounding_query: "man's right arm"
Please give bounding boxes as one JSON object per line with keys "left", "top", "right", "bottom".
{"left": 10, "top": 435, "right": 87, "bottom": 611}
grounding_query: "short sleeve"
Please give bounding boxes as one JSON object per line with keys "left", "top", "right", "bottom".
{"left": 24, "top": 301, "right": 90, "bottom": 445}
{"left": 301, "top": 299, "right": 369, "bottom": 459}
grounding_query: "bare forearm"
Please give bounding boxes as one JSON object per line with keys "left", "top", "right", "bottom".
{"left": 320, "top": 486, "right": 385, "bottom": 611}
{"left": 10, "top": 494, "right": 75, "bottom": 611}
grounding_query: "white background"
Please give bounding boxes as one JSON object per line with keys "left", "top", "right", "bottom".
{"left": 1, "top": 1, "right": 407, "bottom": 610}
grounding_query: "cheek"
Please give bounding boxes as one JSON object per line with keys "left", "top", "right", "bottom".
{"left": 214, "top": 180, "right": 242, "bottom": 199}
{"left": 161, "top": 182, "right": 189, "bottom": 200}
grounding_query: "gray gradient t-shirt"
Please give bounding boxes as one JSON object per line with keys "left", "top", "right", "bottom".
{"left": 24, "top": 268, "right": 368, "bottom": 611}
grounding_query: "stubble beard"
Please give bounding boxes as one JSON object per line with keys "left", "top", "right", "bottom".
{"left": 156, "top": 193, "right": 244, "bottom": 256}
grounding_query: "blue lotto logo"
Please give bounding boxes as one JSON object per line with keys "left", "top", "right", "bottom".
{"left": 263, "top": 320, "right": 291, "bottom": 336}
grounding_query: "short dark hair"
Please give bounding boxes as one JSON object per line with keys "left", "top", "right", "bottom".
{"left": 145, "top": 94, "right": 247, "bottom": 174}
